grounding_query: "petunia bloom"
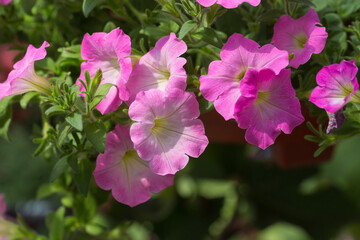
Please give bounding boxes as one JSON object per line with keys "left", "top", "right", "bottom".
{"left": 129, "top": 89, "right": 209, "bottom": 175}
{"left": 196, "top": 0, "right": 261, "bottom": 8}
{"left": 272, "top": 8, "right": 328, "bottom": 69}
{"left": 0, "top": 0, "right": 12, "bottom": 5}
{"left": 309, "top": 60, "right": 360, "bottom": 113}
{"left": 0, "top": 41, "right": 51, "bottom": 100}
{"left": 200, "top": 33, "right": 289, "bottom": 121}
{"left": 234, "top": 69, "right": 304, "bottom": 149}
{"left": 93, "top": 125, "right": 173, "bottom": 207}
{"left": 77, "top": 28, "right": 132, "bottom": 114}
{"left": 126, "top": 33, "right": 187, "bottom": 104}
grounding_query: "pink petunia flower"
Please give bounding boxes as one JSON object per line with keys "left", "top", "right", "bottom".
{"left": 234, "top": 69, "right": 304, "bottom": 149}
{"left": 272, "top": 8, "right": 328, "bottom": 69}
{"left": 0, "top": 195, "right": 6, "bottom": 216}
{"left": 0, "top": 0, "right": 12, "bottom": 5}
{"left": 200, "top": 33, "right": 289, "bottom": 121}
{"left": 129, "top": 89, "right": 209, "bottom": 176}
{"left": 309, "top": 60, "right": 360, "bottom": 113}
{"left": 196, "top": 0, "right": 261, "bottom": 8}
{"left": 93, "top": 125, "right": 173, "bottom": 207}
{"left": 0, "top": 41, "right": 51, "bottom": 100}
{"left": 77, "top": 28, "right": 132, "bottom": 114}
{"left": 126, "top": 33, "right": 187, "bottom": 104}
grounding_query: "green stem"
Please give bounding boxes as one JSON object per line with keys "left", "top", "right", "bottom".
{"left": 123, "top": 0, "right": 144, "bottom": 24}
{"left": 291, "top": 3, "right": 299, "bottom": 17}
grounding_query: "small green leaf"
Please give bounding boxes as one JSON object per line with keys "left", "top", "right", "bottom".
{"left": 65, "top": 111, "right": 83, "bottom": 131}
{"left": 50, "top": 207, "right": 65, "bottom": 240}
{"left": 192, "top": 28, "right": 224, "bottom": 48}
{"left": 45, "top": 106, "right": 66, "bottom": 117}
{"left": 198, "top": 98, "right": 214, "bottom": 114}
{"left": 178, "top": 20, "right": 197, "bottom": 39}
{"left": 84, "top": 121, "right": 107, "bottom": 153}
{"left": 83, "top": 0, "right": 105, "bottom": 17}
{"left": 37, "top": 183, "right": 61, "bottom": 199}
{"left": 50, "top": 156, "right": 69, "bottom": 182}
{"left": 57, "top": 124, "right": 72, "bottom": 146}
{"left": 103, "top": 21, "right": 117, "bottom": 33}
{"left": 20, "top": 92, "right": 39, "bottom": 109}
{"left": 89, "top": 83, "right": 115, "bottom": 110}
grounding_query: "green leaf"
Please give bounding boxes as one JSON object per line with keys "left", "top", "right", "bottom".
{"left": 20, "top": 92, "right": 39, "bottom": 109}
{"left": 344, "top": 103, "right": 360, "bottom": 127}
{"left": 0, "top": 96, "right": 15, "bottom": 140}
{"left": 192, "top": 28, "right": 224, "bottom": 48}
{"left": 67, "top": 154, "right": 79, "bottom": 173}
{"left": 0, "top": 107, "right": 12, "bottom": 141}
{"left": 50, "top": 207, "right": 65, "bottom": 240}
{"left": 198, "top": 98, "right": 214, "bottom": 114}
{"left": 178, "top": 20, "right": 197, "bottom": 39}
{"left": 45, "top": 106, "right": 66, "bottom": 117}
{"left": 103, "top": 21, "right": 117, "bottom": 33}
{"left": 57, "top": 124, "right": 72, "bottom": 146}
{"left": 83, "top": 0, "right": 105, "bottom": 17}
{"left": 74, "top": 194, "right": 97, "bottom": 224}
{"left": 73, "top": 159, "right": 92, "bottom": 197}
{"left": 65, "top": 111, "right": 83, "bottom": 131}
{"left": 84, "top": 121, "right": 107, "bottom": 153}
{"left": 258, "top": 222, "right": 312, "bottom": 240}
{"left": 89, "top": 83, "right": 115, "bottom": 110}
{"left": 37, "top": 183, "right": 62, "bottom": 199}
{"left": 50, "top": 156, "right": 69, "bottom": 182}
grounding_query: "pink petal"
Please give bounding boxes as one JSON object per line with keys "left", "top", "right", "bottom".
{"left": 216, "top": 0, "right": 261, "bottom": 8}
{"left": 77, "top": 28, "right": 132, "bottom": 114}
{"left": 234, "top": 69, "right": 304, "bottom": 149}
{"left": 93, "top": 125, "right": 173, "bottom": 207}
{"left": 129, "top": 89, "right": 208, "bottom": 175}
{"left": 309, "top": 60, "right": 358, "bottom": 113}
{"left": 0, "top": 0, "right": 12, "bottom": 5}
{"left": 200, "top": 33, "right": 288, "bottom": 121}
{"left": 272, "top": 8, "right": 328, "bottom": 68}
{"left": 127, "top": 33, "right": 187, "bottom": 104}
{"left": 5, "top": 42, "right": 50, "bottom": 96}
{"left": 196, "top": 0, "right": 217, "bottom": 7}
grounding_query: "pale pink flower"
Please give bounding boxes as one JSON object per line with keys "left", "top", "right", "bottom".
{"left": 77, "top": 28, "right": 132, "bottom": 114}
{"left": 196, "top": 0, "right": 260, "bottom": 8}
{"left": 272, "top": 8, "right": 328, "bottom": 68}
{"left": 0, "top": 0, "right": 12, "bottom": 5}
{"left": 234, "top": 69, "right": 304, "bottom": 149}
{"left": 126, "top": 33, "right": 187, "bottom": 104}
{"left": 309, "top": 60, "right": 360, "bottom": 113}
{"left": 0, "top": 41, "right": 51, "bottom": 100}
{"left": 129, "top": 89, "right": 208, "bottom": 175}
{"left": 93, "top": 125, "right": 173, "bottom": 207}
{"left": 200, "top": 33, "right": 289, "bottom": 121}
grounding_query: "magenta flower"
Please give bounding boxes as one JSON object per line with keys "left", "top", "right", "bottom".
{"left": 309, "top": 60, "right": 360, "bottom": 113}
{"left": 272, "top": 8, "right": 328, "bottom": 69}
{"left": 93, "top": 125, "right": 173, "bottom": 207}
{"left": 234, "top": 69, "right": 304, "bottom": 149}
{"left": 126, "top": 33, "right": 187, "bottom": 104}
{"left": 0, "top": 0, "right": 12, "bottom": 5}
{"left": 129, "top": 89, "right": 208, "bottom": 175}
{"left": 200, "top": 33, "right": 289, "bottom": 121}
{"left": 196, "top": 0, "right": 260, "bottom": 8}
{"left": 0, "top": 41, "right": 51, "bottom": 100}
{"left": 77, "top": 28, "right": 132, "bottom": 114}
{"left": 0, "top": 195, "right": 6, "bottom": 216}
